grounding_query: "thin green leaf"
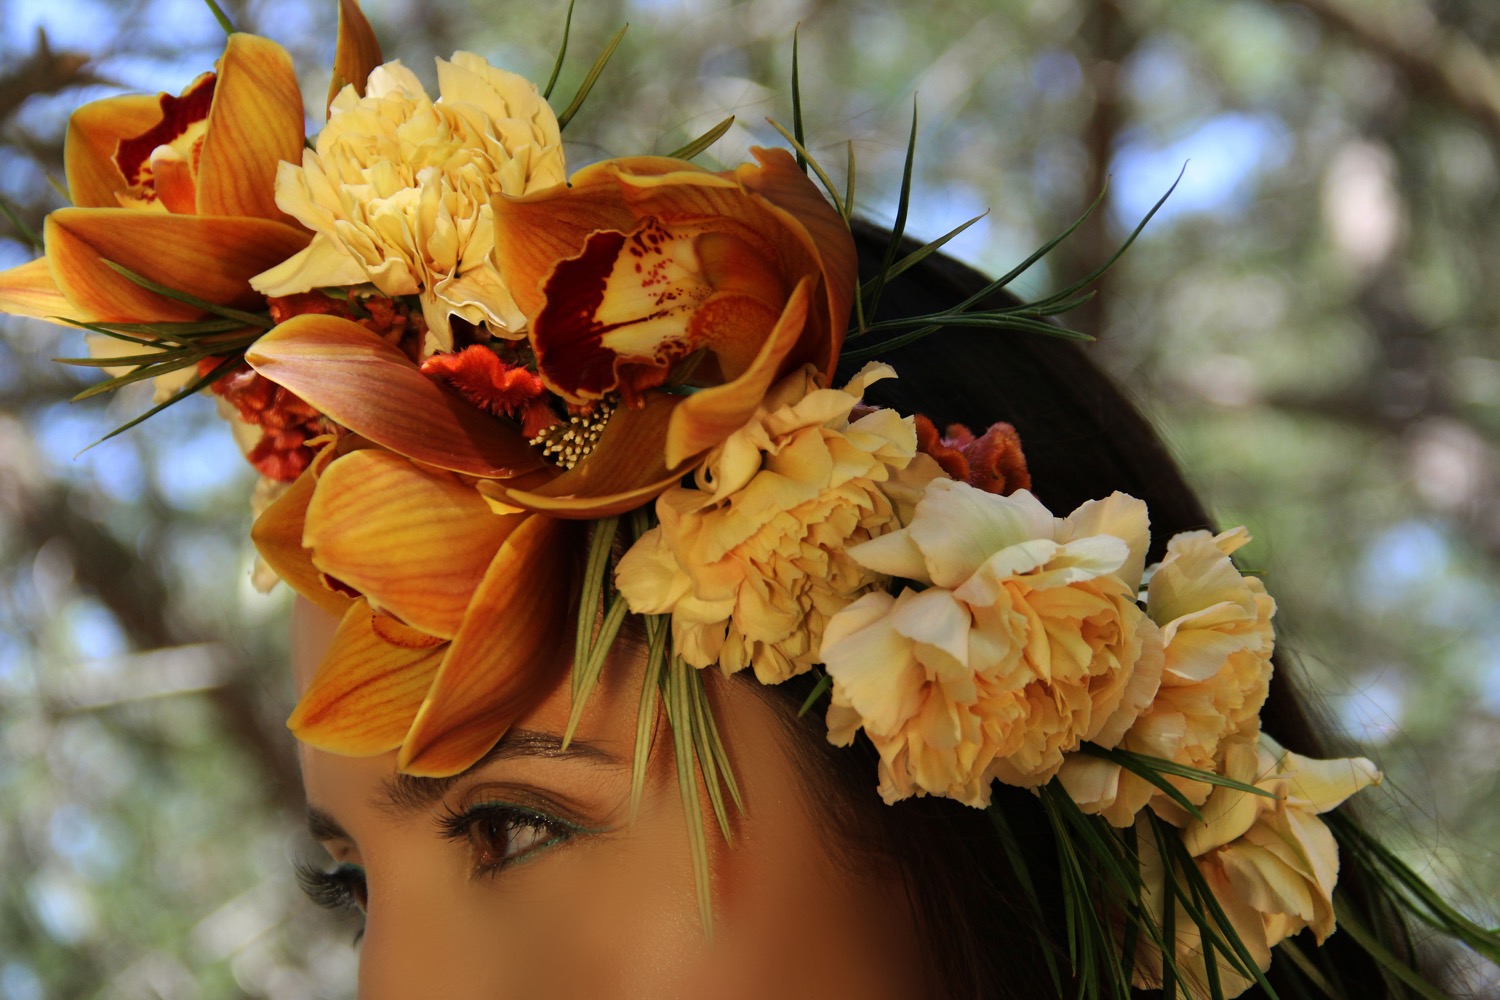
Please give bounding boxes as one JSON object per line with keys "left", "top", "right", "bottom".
{"left": 79, "top": 356, "right": 242, "bottom": 452}
{"left": 55, "top": 351, "right": 202, "bottom": 368}
{"left": 69, "top": 352, "right": 202, "bottom": 402}
{"left": 629, "top": 614, "right": 669, "bottom": 823}
{"left": 542, "top": 0, "right": 576, "bottom": 100}
{"left": 790, "top": 27, "right": 806, "bottom": 173}
{"left": 989, "top": 804, "right": 1066, "bottom": 994}
{"left": 692, "top": 669, "right": 743, "bottom": 814}
{"left": 766, "top": 119, "right": 845, "bottom": 218}
{"left": 687, "top": 669, "right": 732, "bottom": 841}
{"left": 564, "top": 593, "right": 628, "bottom": 746}
{"left": 839, "top": 312, "right": 1092, "bottom": 363}
{"left": 555, "top": 23, "right": 628, "bottom": 131}
{"left": 0, "top": 195, "right": 43, "bottom": 251}
{"left": 1092, "top": 746, "right": 1277, "bottom": 801}
{"left": 664, "top": 656, "right": 714, "bottom": 936}
{"left": 1276, "top": 939, "right": 1342, "bottom": 998}
{"left": 571, "top": 515, "right": 620, "bottom": 709}
{"left": 857, "top": 310, "right": 1094, "bottom": 339}
{"left": 1333, "top": 901, "right": 1451, "bottom": 1000}
{"left": 796, "top": 672, "right": 831, "bottom": 718}
{"left": 61, "top": 318, "right": 190, "bottom": 349}
{"left": 1030, "top": 166, "right": 1184, "bottom": 312}
{"left": 200, "top": 0, "right": 235, "bottom": 34}
{"left": 667, "top": 116, "right": 735, "bottom": 161}
{"left": 877, "top": 212, "right": 987, "bottom": 287}
{"left": 99, "top": 260, "right": 273, "bottom": 328}
{"left": 72, "top": 318, "right": 249, "bottom": 338}
{"left": 860, "top": 97, "right": 918, "bottom": 326}
{"left": 1327, "top": 812, "right": 1500, "bottom": 962}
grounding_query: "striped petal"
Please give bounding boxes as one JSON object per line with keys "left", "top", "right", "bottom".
{"left": 304, "top": 449, "right": 527, "bottom": 638}
{"left": 63, "top": 94, "right": 164, "bottom": 209}
{"left": 196, "top": 33, "right": 306, "bottom": 221}
{"left": 249, "top": 459, "right": 355, "bottom": 619}
{"left": 327, "top": 0, "right": 383, "bottom": 112}
{"left": 477, "top": 392, "right": 688, "bottom": 517}
{"left": 244, "top": 314, "right": 547, "bottom": 478}
{"left": 288, "top": 598, "right": 445, "bottom": 756}
{"left": 0, "top": 257, "right": 71, "bottom": 321}
{"left": 44, "top": 209, "right": 309, "bottom": 322}
{"left": 398, "top": 515, "right": 579, "bottom": 775}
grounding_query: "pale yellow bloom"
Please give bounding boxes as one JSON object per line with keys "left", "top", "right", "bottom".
{"left": 1058, "top": 527, "right": 1275, "bottom": 825}
{"left": 616, "top": 363, "right": 927, "bottom": 684}
{"left": 251, "top": 53, "right": 565, "bottom": 354}
{"left": 1132, "top": 733, "right": 1382, "bottom": 999}
{"left": 821, "top": 479, "right": 1165, "bottom": 806}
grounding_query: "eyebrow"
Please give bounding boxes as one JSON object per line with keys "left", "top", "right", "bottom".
{"left": 375, "top": 728, "right": 624, "bottom": 817}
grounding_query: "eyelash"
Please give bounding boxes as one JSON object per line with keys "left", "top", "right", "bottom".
{"left": 296, "top": 860, "right": 368, "bottom": 942}
{"left": 437, "top": 800, "right": 579, "bottom": 878}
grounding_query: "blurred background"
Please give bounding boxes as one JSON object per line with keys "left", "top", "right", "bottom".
{"left": 1, "top": 0, "right": 1498, "bottom": 995}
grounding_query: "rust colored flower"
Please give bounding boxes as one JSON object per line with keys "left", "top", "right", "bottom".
{"left": 421, "top": 346, "right": 558, "bottom": 438}
{"left": 915, "top": 415, "right": 1031, "bottom": 496}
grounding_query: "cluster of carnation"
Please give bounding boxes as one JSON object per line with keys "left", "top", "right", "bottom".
{"left": 0, "top": 7, "right": 1380, "bottom": 997}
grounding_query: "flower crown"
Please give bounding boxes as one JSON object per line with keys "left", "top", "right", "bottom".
{"left": 2, "top": 3, "right": 1491, "bottom": 997}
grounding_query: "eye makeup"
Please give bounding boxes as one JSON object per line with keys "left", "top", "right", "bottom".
{"left": 436, "top": 794, "right": 603, "bottom": 879}
{"left": 296, "top": 860, "right": 368, "bottom": 916}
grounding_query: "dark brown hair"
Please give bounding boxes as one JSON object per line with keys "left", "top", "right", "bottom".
{"left": 749, "top": 220, "right": 1415, "bottom": 999}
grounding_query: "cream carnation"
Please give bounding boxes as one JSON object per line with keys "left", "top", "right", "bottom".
{"left": 1058, "top": 527, "right": 1275, "bottom": 825}
{"left": 1132, "top": 733, "right": 1381, "bottom": 999}
{"left": 820, "top": 479, "right": 1165, "bottom": 806}
{"left": 251, "top": 53, "right": 565, "bottom": 354}
{"left": 615, "top": 363, "right": 931, "bottom": 684}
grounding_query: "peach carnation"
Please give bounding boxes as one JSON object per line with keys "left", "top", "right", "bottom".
{"left": 615, "top": 363, "right": 926, "bottom": 684}
{"left": 820, "top": 479, "right": 1165, "bottom": 806}
{"left": 1132, "top": 733, "right": 1381, "bottom": 999}
{"left": 1058, "top": 527, "right": 1276, "bottom": 825}
{"left": 251, "top": 53, "right": 565, "bottom": 354}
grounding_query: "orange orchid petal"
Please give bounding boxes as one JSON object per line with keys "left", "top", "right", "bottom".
{"left": 491, "top": 158, "right": 682, "bottom": 319}
{"left": 288, "top": 598, "right": 445, "bottom": 756}
{"left": 63, "top": 94, "right": 164, "bottom": 209}
{"left": 44, "top": 209, "right": 309, "bottom": 322}
{"left": 478, "top": 392, "right": 689, "bottom": 518}
{"left": 327, "top": 0, "right": 384, "bottom": 113}
{"left": 244, "top": 314, "right": 547, "bottom": 478}
{"left": 196, "top": 34, "right": 306, "bottom": 221}
{"left": 0, "top": 257, "right": 72, "bottom": 321}
{"left": 734, "top": 147, "right": 857, "bottom": 373}
{"left": 665, "top": 275, "right": 812, "bottom": 467}
{"left": 398, "top": 515, "right": 579, "bottom": 776}
{"left": 249, "top": 463, "right": 354, "bottom": 619}
{"left": 304, "top": 449, "right": 526, "bottom": 638}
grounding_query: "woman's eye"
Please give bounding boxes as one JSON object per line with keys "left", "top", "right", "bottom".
{"left": 439, "top": 802, "right": 575, "bottom": 877}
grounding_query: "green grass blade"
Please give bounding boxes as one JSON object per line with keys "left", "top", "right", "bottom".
{"left": 1333, "top": 901, "right": 1450, "bottom": 1000}
{"left": 571, "top": 515, "right": 620, "bottom": 708}
{"left": 790, "top": 26, "right": 806, "bottom": 173}
{"left": 667, "top": 116, "right": 735, "bottom": 161}
{"left": 564, "top": 593, "right": 628, "bottom": 747}
{"left": 877, "top": 213, "right": 987, "bottom": 286}
{"left": 200, "top": 0, "right": 235, "bottom": 34}
{"left": 796, "top": 671, "right": 831, "bottom": 717}
{"left": 687, "top": 669, "right": 732, "bottom": 841}
{"left": 556, "top": 23, "right": 628, "bottom": 131}
{"left": 0, "top": 196, "right": 43, "bottom": 251}
{"left": 70, "top": 352, "right": 202, "bottom": 402}
{"left": 664, "top": 656, "right": 714, "bottom": 936}
{"left": 860, "top": 97, "right": 918, "bottom": 325}
{"left": 99, "top": 260, "right": 273, "bottom": 328}
{"left": 1276, "top": 939, "right": 1342, "bottom": 998}
{"left": 989, "top": 804, "right": 1066, "bottom": 993}
{"left": 79, "top": 357, "right": 241, "bottom": 452}
{"left": 766, "top": 119, "right": 845, "bottom": 218}
{"left": 542, "top": 0, "right": 577, "bottom": 99}
{"left": 691, "top": 668, "right": 743, "bottom": 813}
{"left": 629, "top": 614, "right": 669, "bottom": 823}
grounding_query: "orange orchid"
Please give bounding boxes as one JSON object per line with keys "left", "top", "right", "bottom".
{"left": 243, "top": 147, "right": 857, "bottom": 520}
{"left": 254, "top": 439, "right": 580, "bottom": 776}
{"left": 0, "top": 32, "right": 310, "bottom": 326}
